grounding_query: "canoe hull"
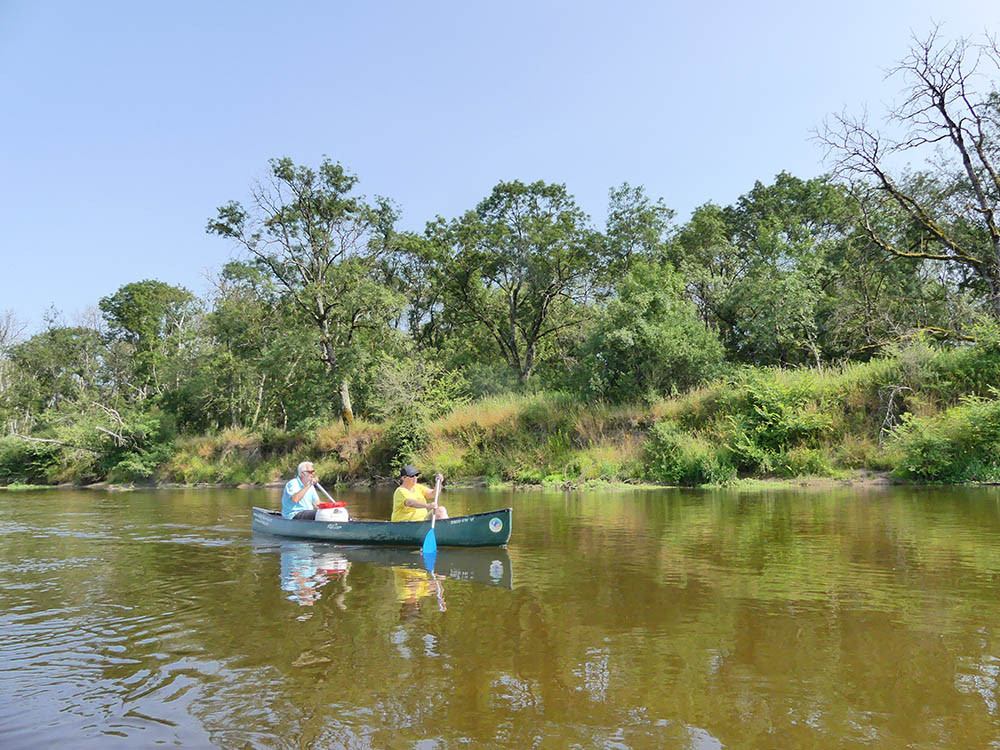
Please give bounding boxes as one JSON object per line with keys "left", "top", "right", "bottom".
{"left": 251, "top": 506, "right": 512, "bottom": 547}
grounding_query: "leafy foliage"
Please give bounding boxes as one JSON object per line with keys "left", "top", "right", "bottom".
{"left": 426, "top": 180, "right": 602, "bottom": 384}
{"left": 723, "top": 371, "right": 833, "bottom": 474}
{"left": 207, "top": 157, "right": 405, "bottom": 424}
{"left": 643, "top": 421, "right": 735, "bottom": 486}
{"left": 367, "top": 352, "right": 470, "bottom": 474}
{"left": 891, "top": 395, "right": 1000, "bottom": 482}
{"left": 575, "top": 261, "right": 724, "bottom": 402}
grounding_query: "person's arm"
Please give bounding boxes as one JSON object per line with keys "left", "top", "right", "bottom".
{"left": 404, "top": 492, "right": 437, "bottom": 510}
{"left": 403, "top": 480, "right": 440, "bottom": 510}
{"left": 290, "top": 476, "right": 315, "bottom": 504}
{"left": 421, "top": 474, "right": 444, "bottom": 501}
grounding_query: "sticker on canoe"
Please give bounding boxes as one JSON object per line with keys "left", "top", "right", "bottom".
{"left": 489, "top": 517, "right": 503, "bottom": 533}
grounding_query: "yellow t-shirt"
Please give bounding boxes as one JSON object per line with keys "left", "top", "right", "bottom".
{"left": 391, "top": 483, "right": 432, "bottom": 522}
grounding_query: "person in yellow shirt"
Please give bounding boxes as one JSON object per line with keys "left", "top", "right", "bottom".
{"left": 391, "top": 464, "right": 449, "bottom": 522}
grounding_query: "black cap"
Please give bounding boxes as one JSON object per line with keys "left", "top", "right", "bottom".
{"left": 400, "top": 464, "right": 420, "bottom": 477}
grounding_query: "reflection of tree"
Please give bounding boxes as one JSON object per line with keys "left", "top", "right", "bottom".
{"left": 498, "top": 487, "right": 1000, "bottom": 746}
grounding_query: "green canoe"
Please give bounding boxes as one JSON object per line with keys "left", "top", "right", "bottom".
{"left": 251, "top": 506, "right": 512, "bottom": 547}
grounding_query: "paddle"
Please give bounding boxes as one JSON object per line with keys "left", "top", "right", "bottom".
{"left": 313, "top": 480, "right": 337, "bottom": 504}
{"left": 421, "top": 474, "right": 443, "bottom": 557}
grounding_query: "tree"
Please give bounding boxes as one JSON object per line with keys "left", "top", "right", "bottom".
{"left": 576, "top": 261, "right": 724, "bottom": 402}
{"left": 819, "top": 201, "right": 972, "bottom": 357}
{"left": 191, "top": 261, "right": 327, "bottom": 431}
{"left": 820, "top": 28, "right": 1000, "bottom": 319}
{"left": 428, "top": 180, "right": 601, "bottom": 385}
{"left": 98, "top": 280, "right": 199, "bottom": 398}
{"left": 604, "top": 182, "right": 675, "bottom": 277}
{"left": 675, "top": 173, "right": 851, "bottom": 366}
{"left": 0, "top": 310, "right": 26, "bottom": 430}
{"left": 6, "top": 325, "right": 104, "bottom": 426}
{"left": 208, "top": 157, "right": 404, "bottom": 425}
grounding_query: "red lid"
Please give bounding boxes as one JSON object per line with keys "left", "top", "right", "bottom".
{"left": 316, "top": 501, "right": 346, "bottom": 508}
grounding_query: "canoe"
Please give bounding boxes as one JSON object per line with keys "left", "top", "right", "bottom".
{"left": 251, "top": 506, "right": 512, "bottom": 547}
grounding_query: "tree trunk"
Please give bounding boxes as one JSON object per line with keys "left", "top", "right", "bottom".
{"left": 317, "top": 332, "right": 354, "bottom": 426}
{"left": 990, "top": 259, "right": 1000, "bottom": 320}
{"left": 251, "top": 372, "right": 266, "bottom": 428}
{"left": 340, "top": 377, "right": 355, "bottom": 426}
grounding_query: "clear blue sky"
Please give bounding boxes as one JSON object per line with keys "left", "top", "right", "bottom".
{"left": 2, "top": 1, "right": 998, "bottom": 332}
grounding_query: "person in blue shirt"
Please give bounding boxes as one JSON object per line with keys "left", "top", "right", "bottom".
{"left": 281, "top": 461, "right": 320, "bottom": 520}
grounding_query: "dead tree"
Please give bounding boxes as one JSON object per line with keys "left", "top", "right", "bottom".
{"left": 819, "top": 28, "right": 1000, "bottom": 318}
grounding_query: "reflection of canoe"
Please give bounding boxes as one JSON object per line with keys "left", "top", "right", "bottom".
{"left": 340, "top": 545, "right": 513, "bottom": 589}
{"left": 251, "top": 537, "right": 514, "bottom": 588}
{"left": 251, "top": 507, "right": 512, "bottom": 547}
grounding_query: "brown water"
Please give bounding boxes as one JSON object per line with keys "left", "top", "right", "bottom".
{"left": 2, "top": 485, "right": 1000, "bottom": 748}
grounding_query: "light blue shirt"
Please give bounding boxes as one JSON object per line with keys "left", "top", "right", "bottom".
{"left": 281, "top": 476, "right": 319, "bottom": 519}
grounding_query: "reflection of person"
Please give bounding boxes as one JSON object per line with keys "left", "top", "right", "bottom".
{"left": 282, "top": 461, "right": 319, "bottom": 520}
{"left": 394, "top": 565, "right": 446, "bottom": 617}
{"left": 280, "top": 543, "right": 351, "bottom": 609}
{"left": 280, "top": 544, "right": 320, "bottom": 606}
{"left": 391, "top": 465, "right": 449, "bottom": 522}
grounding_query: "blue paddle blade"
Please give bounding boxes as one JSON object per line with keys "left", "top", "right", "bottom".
{"left": 421, "top": 549, "right": 437, "bottom": 573}
{"left": 421, "top": 527, "right": 437, "bottom": 556}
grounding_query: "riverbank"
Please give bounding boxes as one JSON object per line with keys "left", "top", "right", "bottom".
{"left": 4, "top": 338, "right": 1000, "bottom": 488}
{"left": 0, "top": 469, "right": 902, "bottom": 493}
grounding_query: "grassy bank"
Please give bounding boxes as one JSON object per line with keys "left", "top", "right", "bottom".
{"left": 409, "top": 334, "right": 1000, "bottom": 487}
{"left": 4, "top": 335, "right": 1000, "bottom": 488}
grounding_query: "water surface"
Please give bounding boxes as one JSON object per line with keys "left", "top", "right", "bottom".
{"left": 2, "top": 484, "right": 1000, "bottom": 748}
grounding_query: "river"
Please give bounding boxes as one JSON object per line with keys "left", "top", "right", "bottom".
{"left": 2, "top": 484, "right": 1000, "bottom": 748}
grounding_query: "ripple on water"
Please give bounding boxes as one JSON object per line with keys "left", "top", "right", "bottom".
{"left": 0, "top": 556, "right": 103, "bottom": 575}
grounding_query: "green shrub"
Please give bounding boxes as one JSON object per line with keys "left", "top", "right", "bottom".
{"left": 381, "top": 414, "right": 430, "bottom": 476}
{"left": 643, "top": 421, "right": 735, "bottom": 486}
{"left": 514, "top": 467, "right": 545, "bottom": 484}
{"left": 98, "top": 408, "right": 176, "bottom": 483}
{"left": 891, "top": 395, "right": 1000, "bottom": 482}
{"left": 777, "top": 446, "right": 833, "bottom": 477}
{"left": 260, "top": 427, "right": 305, "bottom": 457}
{"left": 724, "top": 371, "right": 832, "bottom": 473}
{"left": 574, "top": 261, "right": 725, "bottom": 403}
{"left": 0, "top": 437, "right": 59, "bottom": 485}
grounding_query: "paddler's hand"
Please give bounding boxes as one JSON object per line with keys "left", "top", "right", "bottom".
{"left": 434, "top": 473, "right": 444, "bottom": 484}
